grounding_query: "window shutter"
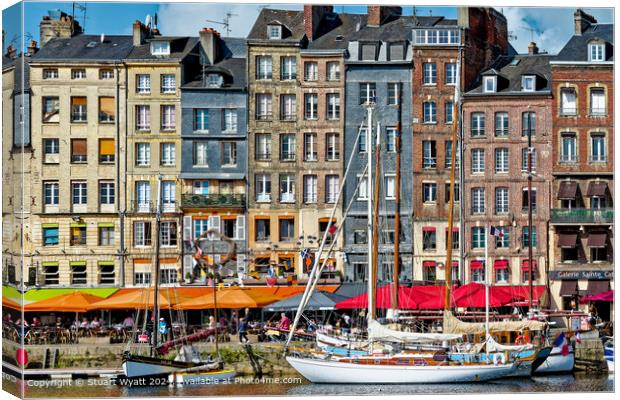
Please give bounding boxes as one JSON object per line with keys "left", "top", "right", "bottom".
{"left": 99, "top": 139, "right": 115, "bottom": 156}
{"left": 72, "top": 139, "right": 87, "bottom": 155}
{"left": 208, "top": 215, "right": 220, "bottom": 240}
{"left": 236, "top": 215, "right": 246, "bottom": 240}
{"left": 237, "top": 253, "right": 246, "bottom": 275}
{"left": 183, "top": 216, "right": 192, "bottom": 241}
{"left": 99, "top": 97, "right": 115, "bottom": 116}
{"left": 183, "top": 255, "right": 194, "bottom": 274}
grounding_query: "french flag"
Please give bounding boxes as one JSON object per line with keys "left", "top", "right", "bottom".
{"left": 553, "top": 332, "right": 571, "bottom": 356}
{"left": 490, "top": 226, "right": 505, "bottom": 237}
{"left": 575, "top": 331, "right": 582, "bottom": 344}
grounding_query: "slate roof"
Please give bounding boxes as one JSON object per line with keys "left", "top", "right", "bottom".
{"left": 31, "top": 35, "right": 133, "bottom": 62}
{"left": 13, "top": 57, "right": 31, "bottom": 92}
{"left": 126, "top": 36, "right": 199, "bottom": 61}
{"left": 247, "top": 9, "right": 305, "bottom": 42}
{"left": 2, "top": 55, "right": 17, "bottom": 70}
{"left": 555, "top": 23, "right": 614, "bottom": 62}
{"left": 183, "top": 57, "right": 247, "bottom": 89}
{"left": 466, "top": 53, "right": 554, "bottom": 95}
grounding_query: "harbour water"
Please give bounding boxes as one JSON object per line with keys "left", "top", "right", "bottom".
{"left": 2, "top": 373, "right": 613, "bottom": 398}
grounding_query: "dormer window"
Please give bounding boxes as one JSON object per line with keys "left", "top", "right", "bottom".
{"left": 150, "top": 41, "right": 170, "bottom": 56}
{"left": 483, "top": 76, "right": 497, "bottom": 93}
{"left": 268, "top": 25, "right": 282, "bottom": 40}
{"left": 521, "top": 75, "right": 536, "bottom": 92}
{"left": 207, "top": 74, "right": 222, "bottom": 87}
{"left": 588, "top": 43, "right": 605, "bottom": 62}
{"left": 360, "top": 43, "right": 377, "bottom": 61}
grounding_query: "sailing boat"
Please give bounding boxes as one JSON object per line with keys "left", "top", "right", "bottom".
{"left": 122, "top": 177, "right": 235, "bottom": 383}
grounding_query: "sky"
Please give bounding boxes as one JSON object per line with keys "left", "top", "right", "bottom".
{"left": 1, "top": 1, "right": 614, "bottom": 55}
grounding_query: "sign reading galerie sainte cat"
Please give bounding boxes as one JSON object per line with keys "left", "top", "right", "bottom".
{"left": 548, "top": 270, "right": 613, "bottom": 280}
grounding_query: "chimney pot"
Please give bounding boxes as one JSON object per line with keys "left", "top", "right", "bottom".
{"left": 367, "top": 5, "right": 402, "bottom": 27}
{"left": 303, "top": 5, "right": 333, "bottom": 41}
{"left": 574, "top": 8, "right": 597, "bottom": 35}
{"left": 528, "top": 42, "right": 539, "bottom": 55}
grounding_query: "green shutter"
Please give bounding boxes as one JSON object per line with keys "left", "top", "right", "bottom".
{"left": 98, "top": 261, "right": 114, "bottom": 266}
{"left": 41, "top": 223, "right": 59, "bottom": 228}
{"left": 69, "top": 261, "right": 87, "bottom": 266}
{"left": 41, "top": 262, "right": 59, "bottom": 267}
{"left": 70, "top": 223, "right": 87, "bottom": 228}
{"left": 98, "top": 222, "right": 115, "bottom": 228}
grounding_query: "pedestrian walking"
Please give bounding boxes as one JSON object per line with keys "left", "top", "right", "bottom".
{"left": 238, "top": 317, "right": 249, "bottom": 343}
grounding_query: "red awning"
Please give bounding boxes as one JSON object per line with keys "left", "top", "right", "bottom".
{"left": 494, "top": 260, "right": 509, "bottom": 270}
{"left": 470, "top": 260, "right": 484, "bottom": 270}
{"left": 423, "top": 261, "right": 436, "bottom": 268}
{"left": 409, "top": 285, "right": 446, "bottom": 310}
{"left": 521, "top": 260, "right": 538, "bottom": 271}
{"left": 452, "top": 283, "right": 514, "bottom": 308}
{"left": 445, "top": 227, "right": 459, "bottom": 232}
{"left": 335, "top": 285, "right": 418, "bottom": 310}
{"left": 558, "top": 233, "right": 579, "bottom": 248}
{"left": 580, "top": 289, "right": 613, "bottom": 303}
{"left": 587, "top": 232, "right": 608, "bottom": 248}
{"left": 422, "top": 227, "right": 437, "bottom": 232}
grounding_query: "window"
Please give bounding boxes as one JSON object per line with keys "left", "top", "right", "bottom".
{"left": 43, "top": 139, "right": 59, "bottom": 163}
{"left": 136, "top": 105, "right": 150, "bottom": 130}
{"left": 193, "top": 109, "right": 209, "bottom": 132}
{"left": 279, "top": 174, "right": 295, "bottom": 203}
{"left": 280, "top": 134, "right": 295, "bottom": 161}
{"left": 223, "top": 109, "right": 238, "bottom": 132}
{"left": 256, "top": 56, "right": 272, "bottom": 80}
{"left": 304, "top": 62, "right": 318, "bottom": 81}
{"left": 423, "top": 141, "right": 437, "bottom": 169}
{"left": 357, "top": 175, "right": 368, "bottom": 200}
{"left": 255, "top": 174, "right": 271, "bottom": 202}
{"left": 471, "top": 227, "right": 486, "bottom": 249}
{"left": 280, "top": 94, "right": 296, "bottom": 121}
{"left": 71, "top": 139, "right": 87, "bottom": 163}
{"left": 522, "top": 188, "right": 537, "bottom": 212}
{"left": 445, "top": 63, "right": 457, "bottom": 85}
{"left": 280, "top": 56, "right": 296, "bottom": 80}
{"left": 255, "top": 134, "right": 271, "bottom": 160}
{"left": 150, "top": 41, "right": 170, "bottom": 55}
{"left": 327, "top": 94, "right": 340, "bottom": 120}
{"left": 591, "top": 243, "right": 608, "bottom": 262}
{"left": 423, "top": 101, "right": 436, "bottom": 123}
{"left": 161, "top": 105, "right": 176, "bottom": 130}
{"left": 97, "top": 97, "right": 115, "bottom": 123}
{"left": 135, "top": 143, "right": 151, "bottom": 166}
{"left": 207, "top": 74, "right": 222, "bottom": 87}
{"left": 68, "top": 262, "right": 87, "bottom": 286}
{"left": 100, "top": 69, "right": 114, "bottom": 79}
{"left": 99, "top": 226, "right": 114, "bottom": 246}
{"left": 483, "top": 76, "right": 496, "bottom": 92}
{"left": 256, "top": 94, "right": 272, "bottom": 120}
{"left": 521, "top": 147, "right": 537, "bottom": 171}
{"left": 445, "top": 101, "right": 454, "bottom": 124}
{"left": 422, "top": 228, "right": 436, "bottom": 251}
{"left": 423, "top": 182, "right": 437, "bottom": 203}
{"left": 326, "top": 175, "right": 339, "bottom": 203}
{"left": 496, "top": 228, "right": 510, "bottom": 249}
{"left": 134, "top": 271, "right": 151, "bottom": 286}
{"left": 590, "top": 89, "right": 606, "bottom": 115}
{"left": 134, "top": 221, "right": 152, "bottom": 246}
{"left": 279, "top": 218, "right": 295, "bottom": 242}
{"left": 160, "top": 143, "right": 176, "bottom": 166}
{"left": 423, "top": 63, "right": 436, "bottom": 85}
{"left": 268, "top": 24, "right": 281, "bottom": 39}
{"left": 471, "top": 112, "right": 485, "bottom": 137}
{"left": 495, "top": 148, "right": 508, "bottom": 173}
{"left": 384, "top": 175, "right": 396, "bottom": 200}
{"left": 71, "top": 97, "right": 87, "bottom": 122}
{"left": 522, "top": 226, "right": 537, "bottom": 248}
{"left": 70, "top": 225, "right": 87, "bottom": 246}
{"left": 69, "top": 68, "right": 85, "bottom": 80}
{"left": 588, "top": 43, "right": 605, "bottom": 61}
{"left": 135, "top": 181, "right": 151, "bottom": 211}
{"left": 388, "top": 43, "right": 404, "bottom": 61}
{"left": 161, "top": 181, "right": 176, "bottom": 211}
{"left": 445, "top": 140, "right": 460, "bottom": 169}
{"left": 445, "top": 182, "right": 460, "bottom": 203}
{"left": 423, "top": 262, "right": 437, "bottom": 282}
{"left": 359, "top": 83, "right": 376, "bottom": 104}
{"left": 471, "top": 188, "right": 485, "bottom": 214}
{"left": 358, "top": 128, "right": 368, "bottom": 152}
{"left": 42, "top": 263, "right": 60, "bottom": 285}
{"left": 304, "top": 133, "right": 319, "bottom": 162}
{"left": 521, "top": 75, "right": 535, "bottom": 92}
{"left": 99, "top": 263, "right": 115, "bottom": 285}
{"left": 521, "top": 261, "right": 538, "bottom": 283}
{"left": 354, "top": 230, "right": 367, "bottom": 244}
{"left": 385, "top": 128, "right": 397, "bottom": 153}
{"left": 255, "top": 218, "right": 270, "bottom": 241}
{"left": 99, "top": 139, "right": 115, "bottom": 163}
{"left": 388, "top": 83, "right": 400, "bottom": 105}
{"left": 326, "top": 133, "right": 340, "bottom": 161}
{"left": 43, "top": 68, "right": 58, "bottom": 79}
{"left": 44, "top": 182, "right": 59, "bottom": 205}
{"left": 495, "top": 112, "right": 508, "bottom": 136}
{"left": 495, "top": 262, "right": 508, "bottom": 283}
{"left": 561, "top": 133, "right": 577, "bottom": 162}
{"left": 522, "top": 112, "right": 536, "bottom": 136}
{"left": 193, "top": 219, "right": 209, "bottom": 240}
{"left": 161, "top": 74, "right": 176, "bottom": 94}
{"left": 99, "top": 181, "right": 115, "bottom": 205}
{"left": 42, "top": 97, "right": 60, "bottom": 123}
{"left": 43, "top": 225, "right": 59, "bottom": 246}
{"left": 471, "top": 149, "right": 485, "bottom": 174}
{"left": 304, "top": 93, "right": 318, "bottom": 120}
{"left": 222, "top": 142, "right": 237, "bottom": 166}
{"left": 136, "top": 74, "right": 151, "bottom": 93}
{"left": 413, "top": 29, "right": 460, "bottom": 45}
{"left": 160, "top": 221, "right": 178, "bottom": 247}
{"left": 304, "top": 175, "right": 318, "bottom": 203}
{"left": 193, "top": 180, "right": 209, "bottom": 195}
{"left": 327, "top": 62, "right": 340, "bottom": 81}
{"left": 361, "top": 44, "right": 376, "bottom": 61}
{"left": 591, "top": 134, "right": 606, "bottom": 162}
{"left": 560, "top": 88, "right": 577, "bottom": 115}
{"left": 495, "top": 187, "right": 509, "bottom": 214}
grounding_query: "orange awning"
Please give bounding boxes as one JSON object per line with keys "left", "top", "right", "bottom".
{"left": 87, "top": 288, "right": 194, "bottom": 310}
{"left": 24, "top": 291, "right": 103, "bottom": 313}
{"left": 2, "top": 296, "right": 21, "bottom": 310}
{"left": 174, "top": 287, "right": 281, "bottom": 310}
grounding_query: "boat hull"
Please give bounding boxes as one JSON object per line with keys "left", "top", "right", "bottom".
{"left": 169, "top": 369, "right": 237, "bottom": 385}
{"left": 286, "top": 356, "right": 518, "bottom": 384}
{"left": 534, "top": 346, "right": 574, "bottom": 374}
{"left": 122, "top": 354, "right": 200, "bottom": 378}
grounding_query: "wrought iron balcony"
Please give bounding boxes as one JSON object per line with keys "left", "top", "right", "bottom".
{"left": 181, "top": 193, "right": 245, "bottom": 209}
{"left": 551, "top": 208, "right": 614, "bottom": 224}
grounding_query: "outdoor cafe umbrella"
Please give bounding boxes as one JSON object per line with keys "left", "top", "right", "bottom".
{"left": 2, "top": 296, "right": 21, "bottom": 311}
{"left": 87, "top": 288, "right": 189, "bottom": 310}
{"left": 265, "top": 290, "right": 348, "bottom": 312}
{"left": 174, "top": 287, "right": 280, "bottom": 310}
{"left": 23, "top": 291, "right": 103, "bottom": 313}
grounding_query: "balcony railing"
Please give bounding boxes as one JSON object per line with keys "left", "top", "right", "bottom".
{"left": 551, "top": 208, "right": 614, "bottom": 224}
{"left": 181, "top": 193, "right": 245, "bottom": 209}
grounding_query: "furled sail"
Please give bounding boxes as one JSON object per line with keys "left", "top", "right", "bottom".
{"left": 367, "top": 319, "right": 463, "bottom": 343}
{"left": 443, "top": 311, "right": 546, "bottom": 335}
{"left": 485, "top": 335, "right": 533, "bottom": 352}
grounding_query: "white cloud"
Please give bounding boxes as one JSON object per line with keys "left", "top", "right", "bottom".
{"left": 502, "top": 7, "right": 613, "bottom": 54}
{"left": 157, "top": 3, "right": 301, "bottom": 38}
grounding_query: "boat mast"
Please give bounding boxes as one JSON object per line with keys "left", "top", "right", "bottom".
{"left": 371, "top": 120, "right": 381, "bottom": 321}
{"left": 527, "top": 109, "right": 534, "bottom": 310}
{"left": 485, "top": 224, "right": 490, "bottom": 342}
{"left": 366, "top": 103, "right": 375, "bottom": 322}
{"left": 152, "top": 175, "right": 162, "bottom": 357}
{"left": 391, "top": 84, "right": 402, "bottom": 317}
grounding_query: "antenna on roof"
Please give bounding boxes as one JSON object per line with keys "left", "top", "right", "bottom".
{"left": 205, "top": 12, "right": 238, "bottom": 37}
{"left": 508, "top": 31, "right": 517, "bottom": 41}
{"left": 72, "top": 3, "right": 87, "bottom": 33}
{"left": 520, "top": 25, "right": 543, "bottom": 43}
{"left": 145, "top": 14, "right": 152, "bottom": 28}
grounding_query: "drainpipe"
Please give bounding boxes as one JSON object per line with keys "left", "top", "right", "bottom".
{"left": 115, "top": 62, "right": 125, "bottom": 287}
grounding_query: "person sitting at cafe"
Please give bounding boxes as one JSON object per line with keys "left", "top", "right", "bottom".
{"left": 3, "top": 313, "right": 14, "bottom": 325}
{"left": 89, "top": 317, "right": 101, "bottom": 329}
{"left": 79, "top": 317, "right": 89, "bottom": 329}
{"left": 122, "top": 315, "right": 134, "bottom": 329}
{"left": 277, "top": 313, "right": 291, "bottom": 331}
{"left": 31, "top": 317, "right": 42, "bottom": 327}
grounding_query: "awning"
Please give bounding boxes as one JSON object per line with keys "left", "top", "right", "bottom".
{"left": 266, "top": 291, "right": 348, "bottom": 312}
{"left": 558, "top": 233, "right": 579, "bottom": 248}
{"left": 174, "top": 287, "right": 280, "bottom": 310}
{"left": 586, "top": 181, "right": 608, "bottom": 197}
{"left": 2, "top": 296, "right": 21, "bottom": 310}
{"left": 494, "top": 260, "right": 509, "bottom": 270}
{"left": 24, "top": 291, "right": 104, "bottom": 312}
{"left": 23, "top": 288, "right": 119, "bottom": 302}
{"left": 586, "top": 280, "right": 610, "bottom": 296}
{"left": 580, "top": 289, "right": 613, "bottom": 303}
{"left": 557, "top": 181, "right": 578, "bottom": 199}
{"left": 587, "top": 232, "right": 608, "bottom": 248}
{"left": 423, "top": 261, "right": 436, "bottom": 268}
{"left": 559, "top": 280, "right": 579, "bottom": 297}
{"left": 335, "top": 285, "right": 419, "bottom": 310}
{"left": 470, "top": 261, "right": 484, "bottom": 270}
{"left": 88, "top": 288, "right": 196, "bottom": 310}
{"left": 422, "top": 227, "right": 436, "bottom": 232}
{"left": 521, "top": 260, "right": 538, "bottom": 271}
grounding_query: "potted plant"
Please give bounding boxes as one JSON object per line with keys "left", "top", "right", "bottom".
{"left": 184, "top": 272, "right": 192, "bottom": 284}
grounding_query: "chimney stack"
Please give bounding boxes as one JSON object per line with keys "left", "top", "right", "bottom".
{"left": 132, "top": 20, "right": 151, "bottom": 46}
{"left": 6, "top": 44, "right": 17, "bottom": 59}
{"left": 367, "top": 5, "right": 402, "bottom": 27}
{"left": 199, "top": 28, "right": 220, "bottom": 65}
{"left": 303, "top": 5, "right": 333, "bottom": 41}
{"left": 528, "top": 42, "right": 539, "bottom": 55}
{"left": 574, "top": 9, "right": 597, "bottom": 35}
{"left": 39, "top": 11, "right": 82, "bottom": 46}
{"left": 26, "top": 40, "right": 38, "bottom": 55}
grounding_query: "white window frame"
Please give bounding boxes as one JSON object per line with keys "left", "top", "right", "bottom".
{"left": 472, "top": 188, "right": 485, "bottom": 214}
{"left": 384, "top": 174, "right": 396, "bottom": 200}
{"left": 256, "top": 56, "right": 273, "bottom": 80}
{"left": 256, "top": 174, "right": 272, "bottom": 202}
{"left": 150, "top": 41, "right": 170, "bottom": 56}
{"left": 268, "top": 25, "right": 282, "bottom": 40}
{"left": 423, "top": 182, "right": 437, "bottom": 203}
{"left": 304, "top": 62, "right": 318, "bottom": 81}
{"left": 326, "top": 133, "right": 340, "bottom": 161}
{"left": 161, "top": 74, "right": 176, "bottom": 94}
{"left": 161, "top": 105, "right": 176, "bottom": 131}
{"left": 561, "top": 133, "right": 577, "bottom": 162}
{"left": 136, "top": 105, "right": 150, "bottom": 130}
{"left": 222, "top": 141, "right": 237, "bottom": 166}
{"left": 327, "top": 62, "right": 340, "bottom": 81}
{"left": 423, "top": 63, "right": 437, "bottom": 85}
{"left": 327, "top": 93, "right": 340, "bottom": 120}
{"left": 136, "top": 74, "right": 151, "bottom": 94}
{"left": 72, "top": 182, "right": 88, "bottom": 205}
{"left": 193, "top": 142, "right": 208, "bottom": 167}
{"left": 445, "top": 63, "right": 457, "bottom": 85}
{"left": 223, "top": 109, "right": 238, "bottom": 132}
{"left": 136, "top": 143, "right": 151, "bottom": 166}
{"left": 304, "top": 133, "right": 317, "bottom": 161}
{"left": 591, "top": 134, "right": 606, "bottom": 162}
{"left": 160, "top": 143, "right": 176, "bottom": 166}
{"left": 483, "top": 76, "right": 497, "bottom": 93}
{"left": 521, "top": 75, "right": 535, "bottom": 92}
{"left": 588, "top": 43, "right": 605, "bottom": 62}
{"left": 304, "top": 93, "right": 318, "bottom": 120}
{"left": 423, "top": 101, "right": 436, "bottom": 123}
{"left": 279, "top": 174, "right": 295, "bottom": 203}
{"left": 471, "top": 149, "right": 485, "bottom": 174}
{"left": 495, "top": 148, "right": 509, "bottom": 173}
{"left": 99, "top": 181, "right": 115, "bottom": 205}
{"left": 326, "top": 175, "right": 339, "bottom": 204}
{"left": 303, "top": 175, "right": 318, "bottom": 203}
{"left": 71, "top": 69, "right": 86, "bottom": 80}
{"left": 495, "top": 187, "right": 509, "bottom": 215}
{"left": 281, "top": 56, "right": 296, "bottom": 80}
{"left": 560, "top": 88, "right": 577, "bottom": 115}
{"left": 357, "top": 175, "right": 368, "bottom": 200}
{"left": 44, "top": 182, "right": 59, "bottom": 205}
